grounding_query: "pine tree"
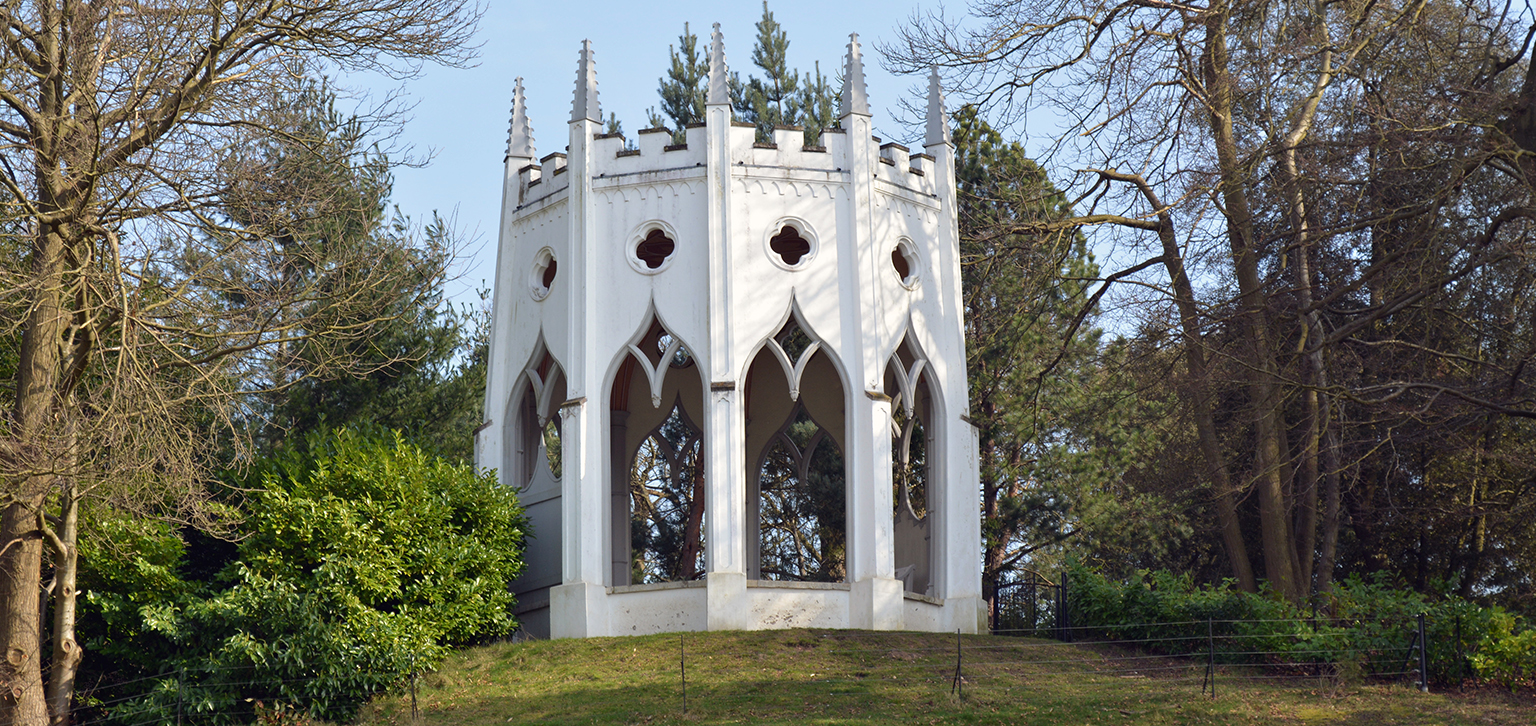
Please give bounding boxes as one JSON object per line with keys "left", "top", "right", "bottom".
{"left": 800, "top": 61, "right": 837, "bottom": 147}
{"left": 651, "top": 22, "right": 710, "bottom": 144}
{"left": 657, "top": 5, "right": 837, "bottom": 146}
{"left": 739, "top": 1, "right": 800, "bottom": 141}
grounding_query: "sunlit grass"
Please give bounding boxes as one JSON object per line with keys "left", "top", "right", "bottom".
{"left": 355, "top": 629, "right": 1532, "bottom": 725}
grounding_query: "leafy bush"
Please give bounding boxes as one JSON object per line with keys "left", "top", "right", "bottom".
{"left": 81, "top": 428, "right": 527, "bottom": 724}
{"left": 1061, "top": 564, "right": 1534, "bottom": 689}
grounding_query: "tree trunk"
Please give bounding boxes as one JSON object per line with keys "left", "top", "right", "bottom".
{"left": 4, "top": 215, "right": 68, "bottom": 725}
{"left": 1154, "top": 210, "right": 1256, "bottom": 592}
{"left": 1203, "top": 2, "right": 1300, "bottom": 603}
{"left": 46, "top": 483, "right": 81, "bottom": 726}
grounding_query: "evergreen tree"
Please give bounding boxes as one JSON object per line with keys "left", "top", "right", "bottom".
{"left": 650, "top": 22, "right": 710, "bottom": 144}
{"left": 953, "top": 107, "right": 1176, "bottom": 621}
{"left": 739, "top": 1, "right": 800, "bottom": 139}
{"left": 800, "top": 61, "right": 837, "bottom": 147}
{"left": 654, "top": 5, "right": 838, "bottom": 146}
{"left": 245, "top": 83, "right": 486, "bottom": 464}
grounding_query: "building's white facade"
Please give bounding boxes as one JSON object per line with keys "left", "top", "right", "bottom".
{"left": 475, "top": 27, "right": 984, "bottom": 638}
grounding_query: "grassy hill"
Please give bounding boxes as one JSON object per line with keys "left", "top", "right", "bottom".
{"left": 355, "top": 629, "right": 1531, "bottom": 725}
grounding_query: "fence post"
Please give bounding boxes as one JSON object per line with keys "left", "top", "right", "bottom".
{"left": 176, "top": 667, "right": 184, "bottom": 726}
{"left": 1204, "top": 617, "right": 1215, "bottom": 699}
{"left": 1454, "top": 613, "right": 1464, "bottom": 686}
{"left": 951, "top": 629, "right": 963, "bottom": 697}
{"left": 1028, "top": 577, "right": 1037, "bottom": 635}
{"left": 1061, "top": 570, "right": 1071, "bottom": 643}
{"left": 1311, "top": 598, "right": 1320, "bottom": 679}
{"left": 1417, "top": 612, "right": 1429, "bottom": 693}
{"left": 680, "top": 633, "right": 688, "bottom": 714}
{"left": 410, "top": 653, "right": 419, "bottom": 722}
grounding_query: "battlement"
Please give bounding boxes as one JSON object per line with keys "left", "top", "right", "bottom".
{"left": 514, "top": 124, "right": 940, "bottom": 209}
{"left": 502, "top": 27, "right": 953, "bottom": 212}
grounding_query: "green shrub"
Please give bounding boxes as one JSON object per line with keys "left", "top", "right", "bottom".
{"left": 1060, "top": 564, "right": 1533, "bottom": 689}
{"left": 82, "top": 428, "right": 527, "bottom": 724}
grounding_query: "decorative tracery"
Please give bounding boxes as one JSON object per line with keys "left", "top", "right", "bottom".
{"left": 757, "top": 405, "right": 846, "bottom": 583}
{"left": 629, "top": 397, "right": 705, "bottom": 583}
{"left": 886, "top": 335, "right": 934, "bottom": 594}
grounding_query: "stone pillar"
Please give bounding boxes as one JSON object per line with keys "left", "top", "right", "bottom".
{"left": 550, "top": 41, "right": 607, "bottom": 638}
{"left": 839, "top": 34, "right": 902, "bottom": 630}
{"left": 609, "top": 410, "right": 630, "bottom": 586}
{"left": 851, "top": 392, "right": 903, "bottom": 630}
{"left": 702, "top": 25, "right": 749, "bottom": 631}
{"left": 925, "top": 66, "right": 984, "bottom": 635}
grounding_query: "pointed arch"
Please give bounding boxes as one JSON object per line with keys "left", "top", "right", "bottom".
{"left": 884, "top": 326, "right": 940, "bottom": 595}
{"left": 627, "top": 394, "right": 706, "bottom": 584}
{"left": 504, "top": 331, "right": 566, "bottom": 491}
{"left": 739, "top": 296, "right": 850, "bottom": 407}
{"left": 744, "top": 296, "right": 851, "bottom": 583}
{"left": 754, "top": 403, "right": 846, "bottom": 583}
{"left": 609, "top": 299, "right": 700, "bottom": 410}
{"left": 605, "top": 302, "right": 707, "bottom": 587}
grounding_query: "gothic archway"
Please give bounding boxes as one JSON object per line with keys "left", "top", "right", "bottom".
{"left": 608, "top": 313, "right": 706, "bottom": 586}
{"left": 504, "top": 337, "right": 565, "bottom": 491}
{"left": 744, "top": 311, "right": 849, "bottom": 582}
{"left": 628, "top": 396, "right": 705, "bottom": 583}
{"left": 885, "top": 332, "right": 937, "bottom": 595}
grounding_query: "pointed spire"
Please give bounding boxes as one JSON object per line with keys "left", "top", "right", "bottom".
{"left": 925, "top": 66, "right": 949, "bottom": 147}
{"left": 708, "top": 23, "right": 730, "bottom": 106}
{"left": 506, "top": 77, "right": 536, "bottom": 160}
{"left": 571, "top": 40, "right": 600, "bottom": 123}
{"left": 840, "top": 32, "right": 869, "bottom": 118}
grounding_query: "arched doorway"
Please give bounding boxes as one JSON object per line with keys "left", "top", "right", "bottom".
{"left": 609, "top": 316, "right": 706, "bottom": 585}
{"left": 744, "top": 314, "right": 848, "bottom": 582}
{"left": 886, "top": 333, "right": 937, "bottom": 595}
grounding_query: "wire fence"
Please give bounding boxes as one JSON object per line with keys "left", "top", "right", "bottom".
{"left": 50, "top": 601, "right": 1440, "bottom": 724}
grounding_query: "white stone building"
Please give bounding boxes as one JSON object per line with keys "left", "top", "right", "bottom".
{"left": 475, "top": 26, "right": 983, "bottom": 638}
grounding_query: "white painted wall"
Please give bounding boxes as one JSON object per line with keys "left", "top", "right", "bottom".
{"left": 477, "top": 35, "right": 983, "bottom": 639}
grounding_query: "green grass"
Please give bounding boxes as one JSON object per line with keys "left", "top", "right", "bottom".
{"left": 354, "top": 629, "right": 1533, "bottom": 725}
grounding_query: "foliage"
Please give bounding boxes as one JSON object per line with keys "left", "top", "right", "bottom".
{"left": 735, "top": 1, "right": 800, "bottom": 137}
{"left": 2, "top": 0, "right": 479, "bottom": 717}
{"left": 954, "top": 105, "right": 1182, "bottom": 610}
{"left": 648, "top": 23, "right": 711, "bottom": 144}
{"left": 1065, "top": 564, "right": 1536, "bottom": 689}
{"left": 888, "top": 0, "right": 1536, "bottom": 611}
{"left": 241, "top": 83, "right": 485, "bottom": 464}
{"left": 77, "top": 429, "right": 526, "bottom": 724}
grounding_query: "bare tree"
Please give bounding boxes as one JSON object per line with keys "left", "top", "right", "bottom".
{"left": 0, "top": 2, "right": 479, "bottom": 723}
{"left": 885, "top": 0, "right": 1536, "bottom": 603}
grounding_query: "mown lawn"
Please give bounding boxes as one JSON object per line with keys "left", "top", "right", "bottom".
{"left": 355, "top": 629, "right": 1533, "bottom": 725}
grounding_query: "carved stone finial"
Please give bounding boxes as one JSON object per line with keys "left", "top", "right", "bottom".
{"left": 507, "top": 77, "right": 536, "bottom": 160}
{"left": 708, "top": 23, "right": 730, "bottom": 107}
{"left": 840, "top": 32, "right": 870, "bottom": 118}
{"left": 925, "top": 66, "right": 949, "bottom": 147}
{"left": 572, "top": 40, "right": 600, "bottom": 123}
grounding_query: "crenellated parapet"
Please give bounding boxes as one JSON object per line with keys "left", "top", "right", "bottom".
{"left": 509, "top": 123, "right": 941, "bottom": 211}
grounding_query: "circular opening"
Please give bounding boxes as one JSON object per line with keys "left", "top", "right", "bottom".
{"left": 770, "top": 225, "right": 812, "bottom": 266}
{"left": 636, "top": 228, "right": 675, "bottom": 269}
{"left": 530, "top": 248, "right": 557, "bottom": 300}
{"left": 892, "top": 239, "right": 920, "bottom": 288}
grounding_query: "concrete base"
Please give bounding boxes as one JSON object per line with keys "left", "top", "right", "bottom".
{"left": 849, "top": 577, "right": 905, "bottom": 630}
{"left": 549, "top": 581, "right": 607, "bottom": 638}
{"left": 947, "top": 595, "right": 987, "bottom": 634}
{"left": 706, "top": 571, "right": 749, "bottom": 630}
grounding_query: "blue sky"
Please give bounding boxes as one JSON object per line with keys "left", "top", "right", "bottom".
{"left": 353, "top": 1, "right": 939, "bottom": 311}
